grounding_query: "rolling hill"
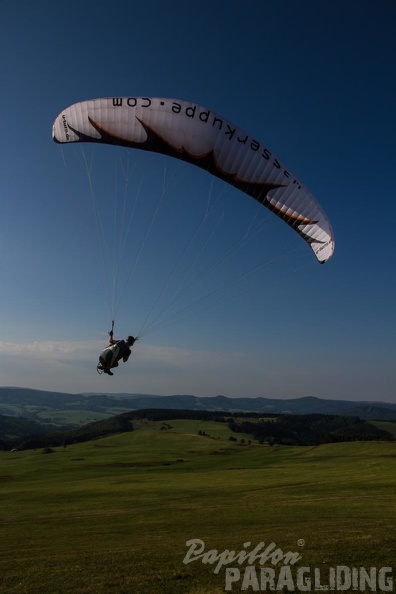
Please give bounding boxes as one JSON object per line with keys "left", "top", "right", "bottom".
{"left": 2, "top": 407, "right": 394, "bottom": 451}
{"left": 1, "top": 387, "right": 396, "bottom": 426}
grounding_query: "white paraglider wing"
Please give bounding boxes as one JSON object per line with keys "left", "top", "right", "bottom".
{"left": 52, "top": 97, "right": 334, "bottom": 263}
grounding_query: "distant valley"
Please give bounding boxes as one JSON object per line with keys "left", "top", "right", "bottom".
{"left": 1, "top": 386, "right": 396, "bottom": 431}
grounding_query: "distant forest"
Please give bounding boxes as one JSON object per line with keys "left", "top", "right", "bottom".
{"left": 1, "top": 408, "right": 393, "bottom": 451}
{"left": 227, "top": 413, "right": 392, "bottom": 445}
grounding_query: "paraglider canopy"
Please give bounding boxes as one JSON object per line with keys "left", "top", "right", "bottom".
{"left": 52, "top": 96, "right": 334, "bottom": 263}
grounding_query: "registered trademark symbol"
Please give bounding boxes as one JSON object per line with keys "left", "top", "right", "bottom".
{"left": 297, "top": 539, "right": 305, "bottom": 547}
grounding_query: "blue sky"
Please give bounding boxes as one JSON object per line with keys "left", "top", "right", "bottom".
{"left": 1, "top": 0, "right": 395, "bottom": 401}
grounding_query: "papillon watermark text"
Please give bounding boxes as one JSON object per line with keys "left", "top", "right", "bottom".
{"left": 183, "top": 538, "right": 302, "bottom": 575}
{"left": 182, "top": 538, "right": 393, "bottom": 592}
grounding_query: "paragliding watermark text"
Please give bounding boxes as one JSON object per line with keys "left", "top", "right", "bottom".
{"left": 182, "top": 538, "right": 393, "bottom": 592}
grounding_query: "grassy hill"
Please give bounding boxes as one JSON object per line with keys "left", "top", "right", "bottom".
{"left": 3, "top": 408, "right": 393, "bottom": 451}
{"left": 0, "top": 417, "right": 395, "bottom": 593}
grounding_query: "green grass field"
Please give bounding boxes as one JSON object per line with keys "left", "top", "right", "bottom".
{"left": 0, "top": 419, "right": 395, "bottom": 593}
